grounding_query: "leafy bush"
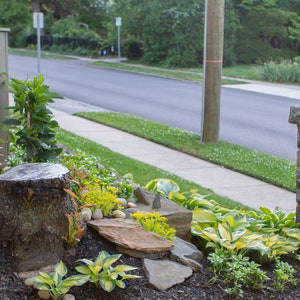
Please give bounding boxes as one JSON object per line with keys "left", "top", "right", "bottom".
{"left": 208, "top": 249, "right": 269, "bottom": 297}
{"left": 5, "top": 75, "right": 62, "bottom": 162}
{"left": 261, "top": 59, "right": 300, "bottom": 83}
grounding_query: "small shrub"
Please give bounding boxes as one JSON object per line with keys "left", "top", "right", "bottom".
{"left": 208, "top": 249, "right": 269, "bottom": 297}
{"left": 261, "top": 59, "right": 300, "bottom": 83}
{"left": 272, "top": 259, "right": 297, "bottom": 291}
{"left": 6, "top": 75, "right": 62, "bottom": 162}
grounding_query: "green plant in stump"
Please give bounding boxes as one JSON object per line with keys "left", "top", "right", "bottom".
{"left": 5, "top": 75, "right": 62, "bottom": 162}
{"left": 76, "top": 251, "right": 141, "bottom": 292}
{"left": 62, "top": 212, "right": 85, "bottom": 246}
{"left": 29, "top": 261, "right": 89, "bottom": 299}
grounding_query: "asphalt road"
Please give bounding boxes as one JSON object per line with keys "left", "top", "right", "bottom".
{"left": 8, "top": 54, "right": 299, "bottom": 161}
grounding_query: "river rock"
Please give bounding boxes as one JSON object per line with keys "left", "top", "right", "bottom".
{"left": 92, "top": 209, "right": 103, "bottom": 220}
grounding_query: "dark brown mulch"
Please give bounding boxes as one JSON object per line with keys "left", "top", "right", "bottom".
{"left": 1, "top": 227, "right": 300, "bottom": 300}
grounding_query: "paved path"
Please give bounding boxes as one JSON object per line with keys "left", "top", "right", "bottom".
{"left": 50, "top": 103, "right": 296, "bottom": 213}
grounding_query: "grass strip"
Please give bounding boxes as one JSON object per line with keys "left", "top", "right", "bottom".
{"left": 91, "top": 61, "right": 203, "bottom": 81}
{"left": 9, "top": 48, "right": 75, "bottom": 60}
{"left": 91, "top": 61, "right": 243, "bottom": 85}
{"left": 57, "top": 128, "right": 251, "bottom": 211}
{"left": 75, "top": 112, "right": 296, "bottom": 192}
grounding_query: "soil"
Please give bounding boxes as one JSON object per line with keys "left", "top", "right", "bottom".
{"left": 1, "top": 227, "right": 300, "bottom": 300}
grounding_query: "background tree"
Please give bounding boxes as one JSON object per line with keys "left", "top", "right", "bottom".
{"left": 142, "top": 0, "right": 205, "bottom": 67}
{"left": 0, "top": 0, "right": 31, "bottom": 47}
{"left": 77, "top": 0, "right": 110, "bottom": 34}
{"left": 233, "top": 0, "right": 300, "bottom": 63}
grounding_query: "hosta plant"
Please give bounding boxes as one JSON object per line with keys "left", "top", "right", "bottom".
{"left": 29, "top": 261, "right": 89, "bottom": 300}
{"left": 76, "top": 251, "right": 141, "bottom": 292}
{"left": 192, "top": 204, "right": 300, "bottom": 260}
{"left": 145, "top": 178, "right": 211, "bottom": 210}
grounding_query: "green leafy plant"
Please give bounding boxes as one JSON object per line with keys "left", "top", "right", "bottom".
{"left": 145, "top": 178, "right": 180, "bottom": 197}
{"left": 130, "top": 211, "right": 176, "bottom": 241}
{"left": 76, "top": 251, "right": 141, "bottom": 292}
{"left": 29, "top": 261, "right": 89, "bottom": 299}
{"left": 208, "top": 249, "right": 269, "bottom": 297}
{"left": 272, "top": 259, "right": 297, "bottom": 291}
{"left": 60, "top": 150, "right": 135, "bottom": 200}
{"left": 192, "top": 204, "right": 300, "bottom": 260}
{"left": 248, "top": 206, "right": 298, "bottom": 233}
{"left": 5, "top": 75, "right": 62, "bottom": 162}
{"left": 62, "top": 212, "right": 85, "bottom": 246}
{"left": 145, "top": 178, "right": 211, "bottom": 210}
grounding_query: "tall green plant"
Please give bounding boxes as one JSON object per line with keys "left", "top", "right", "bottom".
{"left": 6, "top": 75, "right": 62, "bottom": 162}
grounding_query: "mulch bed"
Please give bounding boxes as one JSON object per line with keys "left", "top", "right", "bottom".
{"left": 1, "top": 227, "right": 300, "bottom": 300}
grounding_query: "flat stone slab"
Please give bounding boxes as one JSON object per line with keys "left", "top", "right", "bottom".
{"left": 143, "top": 259, "right": 193, "bottom": 291}
{"left": 88, "top": 219, "right": 174, "bottom": 257}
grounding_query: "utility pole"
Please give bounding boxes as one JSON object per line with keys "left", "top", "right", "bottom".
{"left": 201, "top": 0, "right": 225, "bottom": 143}
{"left": 0, "top": 28, "right": 10, "bottom": 168}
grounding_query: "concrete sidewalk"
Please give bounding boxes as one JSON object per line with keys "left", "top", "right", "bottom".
{"left": 50, "top": 104, "right": 296, "bottom": 213}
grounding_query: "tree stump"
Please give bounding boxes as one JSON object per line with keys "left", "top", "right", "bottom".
{"left": 0, "top": 163, "right": 74, "bottom": 271}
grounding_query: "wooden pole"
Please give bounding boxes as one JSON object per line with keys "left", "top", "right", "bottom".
{"left": 201, "top": 0, "right": 225, "bottom": 143}
{"left": 0, "top": 28, "right": 10, "bottom": 168}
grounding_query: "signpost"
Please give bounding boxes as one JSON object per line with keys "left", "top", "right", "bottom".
{"left": 33, "top": 12, "right": 44, "bottom": 74}
{"left": 116, "top": 17, "right": 122, "bottom": 63}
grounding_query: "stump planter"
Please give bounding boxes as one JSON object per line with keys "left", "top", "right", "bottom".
{"left": 0, "top": 163, "right": 74, "bottom": 271}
